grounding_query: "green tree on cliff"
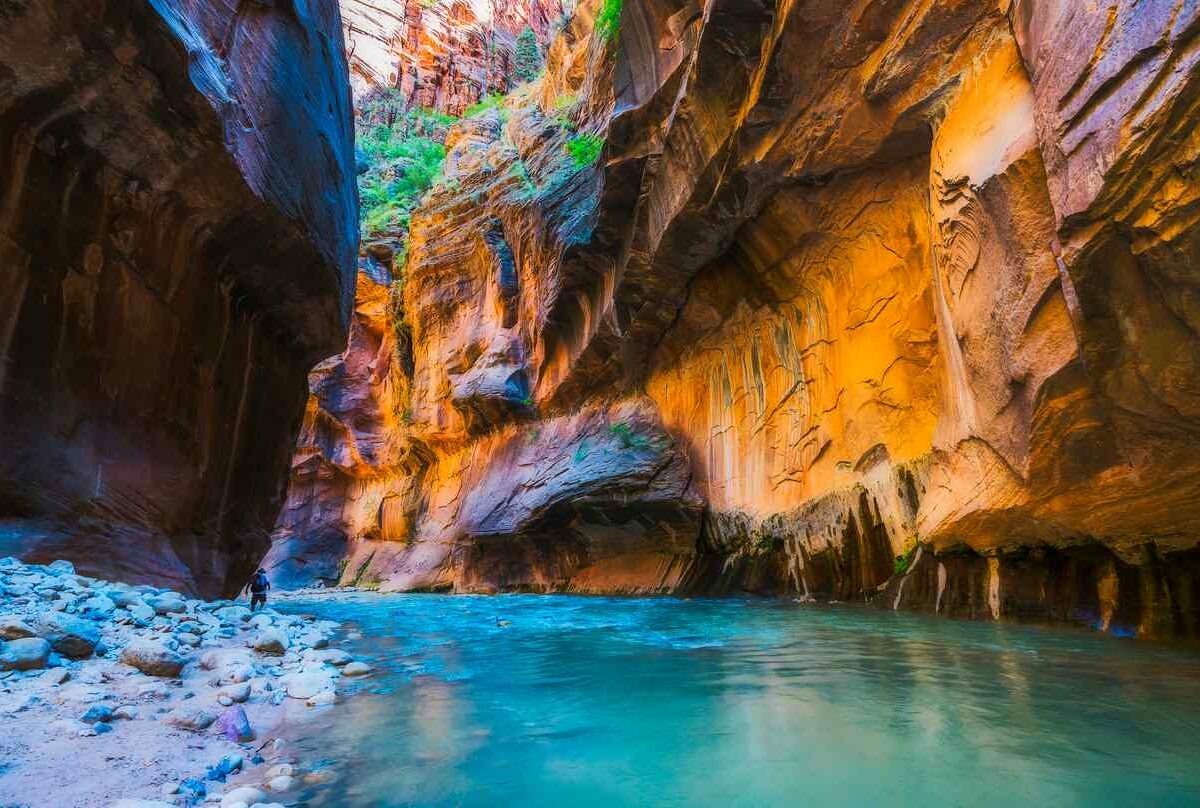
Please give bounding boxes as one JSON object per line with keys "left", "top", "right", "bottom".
{"left": 514, "top": 25, "right": 542, "bottom": 85}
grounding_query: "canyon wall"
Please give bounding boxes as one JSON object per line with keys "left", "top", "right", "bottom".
{"left": 271, "top": 0, "right": 1200, "bottom": 638}
{"left": 0, "top": 0, "right": 358, "bottom": 596}
{"left": 344, "top": 0, "right": 567, "bottom": 114}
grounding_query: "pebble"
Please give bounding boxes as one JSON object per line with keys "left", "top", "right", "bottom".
{"left": 341, "top": 662, "right": 372, "bottom": 677}
{"left": 93, "top": 721, "right": 114, "bottom": 734}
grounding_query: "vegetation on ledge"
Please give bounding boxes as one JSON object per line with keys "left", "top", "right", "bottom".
{"left": 567, "top": 133, "right": 605, "bottom": 167}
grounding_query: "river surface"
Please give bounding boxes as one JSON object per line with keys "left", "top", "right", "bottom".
{"left": 275, "top": 593, "right": 1200, "bottom": 807}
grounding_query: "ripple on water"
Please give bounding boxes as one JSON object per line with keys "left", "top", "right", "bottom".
{"left": 277, "top": 593, "right": 1200, "bottom": 808}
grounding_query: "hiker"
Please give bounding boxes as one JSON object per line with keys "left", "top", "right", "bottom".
{"left": 247, "top": 568, "right": 271, "bottom": 611}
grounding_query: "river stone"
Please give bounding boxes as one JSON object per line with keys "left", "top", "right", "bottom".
{"left": 166, "top": 705, "right": 218, "bottom": 731}
{"left": 0, "top": 637, "right": 51, "bottom": 670}
{"left": 253, "top": 630, "right": 289, "bottom": 655}
{"left": 176, "top": 631, "right": 201, "bottom": 648}
{"left": 81, "top": 704, "right": 114, "bottom": 723}
{"left": 216, "top": 704, "right": 254, "bottom": 741}
{"left": 311, "top": 649, "right": 352, "bottom": 666}
{"left": 35, "top": 612, "right": 99, "bottom": 658}
{"left": 46, "top": 560, "right": 75, "bottom": 576}
{"left": 113, "top": 705, "right": 138, "bottom": 720}
{"left": 341, "top": 662, "right": 372, "bottom": 677}
{"left": 120, "top": 641, "right": 186, "bottom": 677}
{"left": 215, "top": 606, "right": 252, "bottom": 624}
{"left": 43, "top": 667, "right": 70, "bottom": 685}
{"left": 0, "top": 617, "right": 35, "bottom": 640}
{"left": 80, "top": 594, "right": 116, "bottom": 619}
{"left": 283, "top": 672, "right": 333, "bottom": 700}
{"left": 148, "top": 594, "right": 187, "bottom": 615}
{"left": 220, "top": 681, "right": 252, "bottom": 703}
{"left": 306, "top": 690, "right": 338, "bottom": 707}
{"left": 265, "top": 775, "right": 295, "bottom": 792}
{"left": 127, "top": 602, "right": 156, "bottom": 624}
{"left": 109, "top": 589, "right": 143, "bottom": 608}
{"left": 220, "top": 786, "right": 265, "bottom": 807}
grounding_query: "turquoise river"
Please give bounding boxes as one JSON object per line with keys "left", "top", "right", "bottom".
{"left": 275, "top": 593, "right": 1200, "bottom": 807}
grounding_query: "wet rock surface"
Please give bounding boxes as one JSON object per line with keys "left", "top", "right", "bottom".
{"left": 0, "top": 559, "right": 363, "bottom": 808}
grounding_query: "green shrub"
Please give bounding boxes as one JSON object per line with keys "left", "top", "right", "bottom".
{"left": 356, "top": 99, "right": 453, "bottom": 239}
{"left": 466, "top": 92, "right": 507, "bottom": 118}
{"left": 595, "top": 0, "right": 623, "bottom": 42}
{"left": 566, "top": 133, "right": 604, "bottom": 167}
{"left": 893, "top": 543, "right": 919, "bottom": 576}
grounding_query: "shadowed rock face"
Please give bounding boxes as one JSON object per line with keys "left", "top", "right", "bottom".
{"left": 272, "top": 0, "right": 1200, "bottom": 637}
{"left": 0, "top": 0, "right": 358, "bottom": 596}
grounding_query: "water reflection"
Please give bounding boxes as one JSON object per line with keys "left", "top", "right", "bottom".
{"left": 278, "top": 595, "right": 1200, "bottom": 807}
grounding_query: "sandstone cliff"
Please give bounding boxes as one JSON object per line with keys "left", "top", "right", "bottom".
{"left": 344, "top": 0, "right": 568, "bottom": 114}
{"left": 0, "top": 0, "right": 358, "bottom": 596}
{"left": 273, "top": 0, "right": 1200, "bottom": 638}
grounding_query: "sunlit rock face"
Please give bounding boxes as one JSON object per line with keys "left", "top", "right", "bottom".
{"left": 343, "top": 0, "right": 567, "bottom": 114}
{"left": 277, "top": 0, "right": 1200, "bottom": 637}
{"left": 0, "top": 0, "right": 358, "bottom": 596}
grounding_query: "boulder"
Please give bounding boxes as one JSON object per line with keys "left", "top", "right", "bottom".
{"left": 0, "top": 638, "right": 51, "bottom": 671}
{"left": 253, "top": 630, "right": 290, "bottom": 656}
{"left": 47, "top": 560, "right": 75, "bottom": 576}
{"left": 147, "top": 595, "right": 187, "bottom": 615}
{"left": 80, "top": 594, "right": 117, "bottom": 620}
{"left": 0, "top": 617, "right": 35, "bottom": 640}
{"left": 35, "top": 612, "right": 98, "bottom": 658}
{"left": 120, "top": 642, "right": 187, "bottom": 677}
{"left": 216, "top": 606, "right": 253, "bottom": 625}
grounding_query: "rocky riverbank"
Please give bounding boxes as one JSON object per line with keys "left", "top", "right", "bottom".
{"left": 0, "top": 558, "right": 372, "bottom": 808}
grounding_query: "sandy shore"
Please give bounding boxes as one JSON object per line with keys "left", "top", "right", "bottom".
{"left": 0, "top": 558, "right": 371, "bottom": 808}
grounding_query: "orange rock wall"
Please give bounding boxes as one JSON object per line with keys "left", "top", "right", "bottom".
{"left": 272, "top": 0, "right": 1200, "bottom": 637}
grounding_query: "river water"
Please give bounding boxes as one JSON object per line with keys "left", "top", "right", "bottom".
{"left": 275, "top": 593, "right": 1200, "bottom": 807}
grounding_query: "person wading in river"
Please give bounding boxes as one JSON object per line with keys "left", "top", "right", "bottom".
{"left": 247, "top": 568, "right": 271, "bottom": 611}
